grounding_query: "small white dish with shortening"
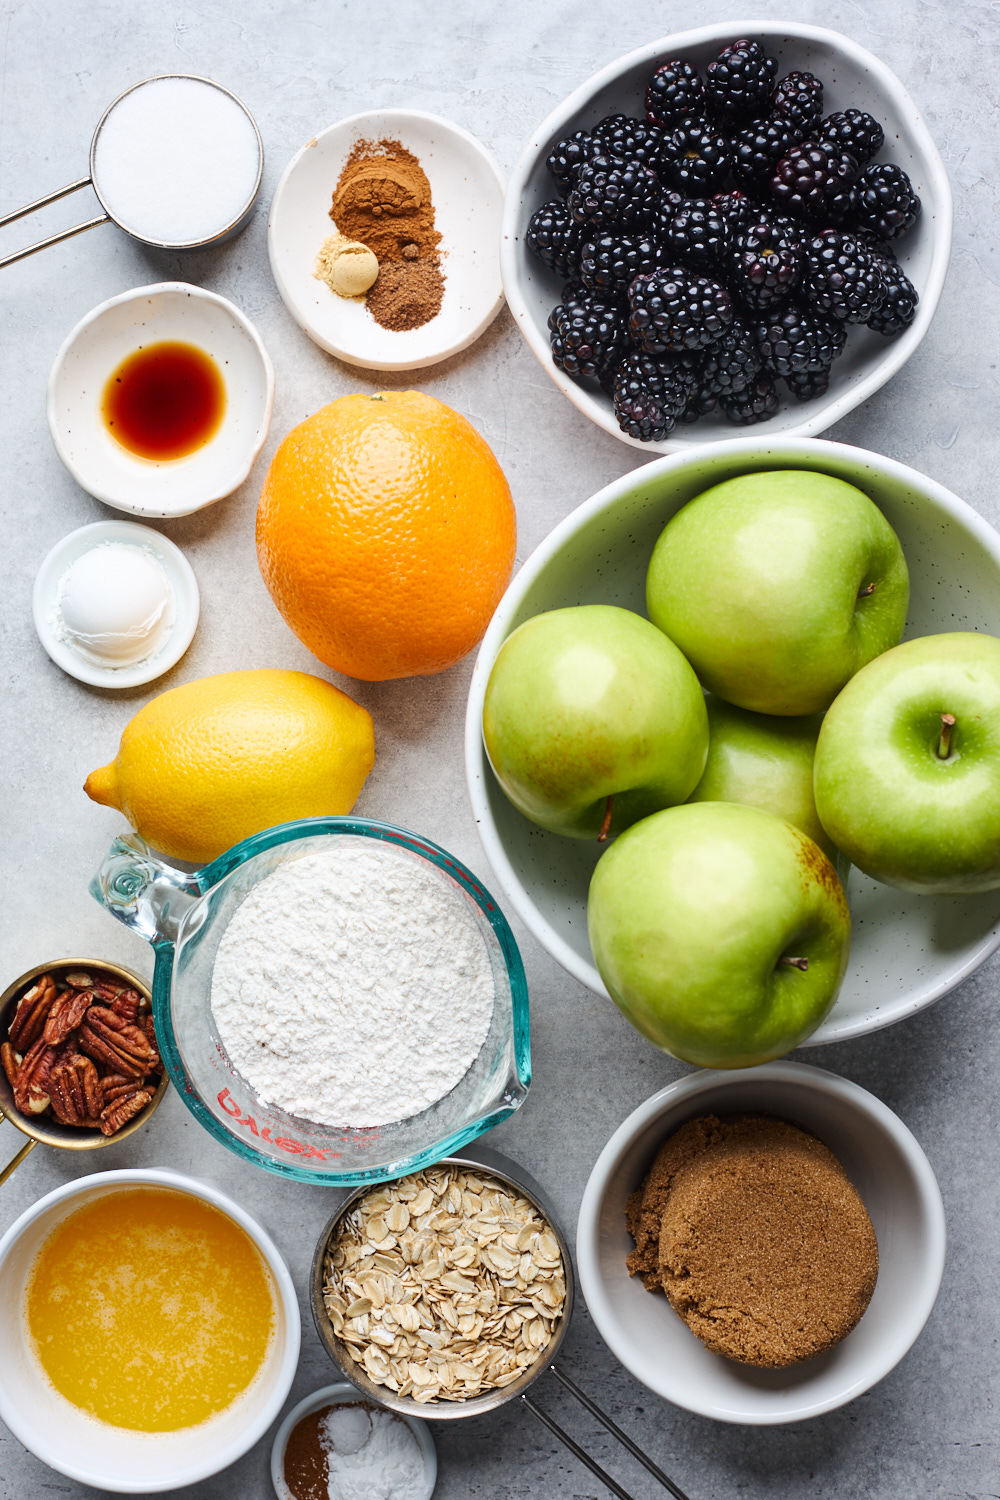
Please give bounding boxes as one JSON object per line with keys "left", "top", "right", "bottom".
{"left": 47, "top": 281, "right": 274, "bottom": 516}
{"left": 33, "top": 519, "right": 199, "bottom": 687}
{"left": 0, "top": 1168, "right": 300, "bottom": 1493}
{"left": 268, "top": 110, "right": 505, "bottom": 371}
{"left": 270, "top": 1383, "right": 436, "bottom": 1500}
{"left": 577, "top": 1061, "right": 946, "bottom": 1425}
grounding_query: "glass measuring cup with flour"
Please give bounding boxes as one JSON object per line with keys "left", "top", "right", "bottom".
{"left": 0, "top": 74, "right": 263, "bottom": 269}
{"left": 90, "top": 818, "right": 530, "bottom": 1184}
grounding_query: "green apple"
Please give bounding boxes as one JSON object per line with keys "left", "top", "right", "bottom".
{"left": 689, "top": 695, "right": 838, "bottom": 861}
{"left": 587, "top": 801, "right": 850, "bottom": 1067}
{"left": 482, "top": 605, "right": 709, "bottom": 840}
{"left": 814, "top": 632, "right": 1000, "bottom": 893}
{"left": 646, "top": 470, "right": 909, "bottom": 715}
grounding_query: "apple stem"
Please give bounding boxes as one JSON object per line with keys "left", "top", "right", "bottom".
{"left": 857, "top": 582, "right": 877, "bottom": 598}
{"left": 597, "top": 795, "right": 614, "bottom": 843}
{"left": 780, "top": 956, "right": 809, "bottom": 971}
{"left": 937, "top": 713, "right": 956, "bottom": 759}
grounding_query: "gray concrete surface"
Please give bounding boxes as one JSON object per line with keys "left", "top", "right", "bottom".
{"left": 1, "top": 1, "right": 998, "bottom": 1495}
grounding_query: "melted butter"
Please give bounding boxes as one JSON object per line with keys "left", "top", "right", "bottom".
{"left": 25, "top": 1186, "right": 275, "bottom": 1431}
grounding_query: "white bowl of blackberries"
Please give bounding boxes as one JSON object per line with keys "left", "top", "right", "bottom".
{"left": 502, "top": 22, "right": 952, "bottom": 453}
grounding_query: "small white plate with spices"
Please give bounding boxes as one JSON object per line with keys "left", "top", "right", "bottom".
{"left": 268, "top": 110, "right": 505, "bottom": 371}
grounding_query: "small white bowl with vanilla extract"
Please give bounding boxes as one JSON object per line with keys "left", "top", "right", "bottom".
{"left": 47, "top": 281, "right": 274, "bottom": 517}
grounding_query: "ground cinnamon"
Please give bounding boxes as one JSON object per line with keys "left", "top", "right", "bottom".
{"left": 330, "top": 137, "right": 445, "bottom": 331}
{"left": 282, "top": 1407, "right": 329, "bottom": 1500}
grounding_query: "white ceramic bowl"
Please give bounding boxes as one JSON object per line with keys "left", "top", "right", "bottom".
{"left": 32, "top": 519, "right": 200, "bottom": 687}
{"left": 502, "top": 21, "right": 952, "bottom": 453}
{"left": 577, "top": 1061, "right": 945, "bottom": 1424}
{"left": 270, "top": 1383, "right": 437, "bottom": 1500}
{"left": 0, "top": 1168, "right": 300, "bottom": 1492}
{"left": 268, "top": 110, "right": 505, "bottom": 371}
{"left": 47, "top": 282, "right": 274, "bottom": 516}
{"left": 465, "top": 437, "right": 1000, "bottom": 1046}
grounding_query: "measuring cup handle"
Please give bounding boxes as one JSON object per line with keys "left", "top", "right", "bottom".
{"left": 90, "top": 833, "right": 202, "bottom": 946}
{"left": 0, "top": 1121, "right": 37, "bottom": 1187}
{"left": 0, "top": 176, "right": 110, "bottom": 269}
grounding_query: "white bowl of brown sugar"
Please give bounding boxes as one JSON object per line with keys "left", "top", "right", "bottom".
{"left": 577, "top": 1061, "right": 946, "bottom": 1425}
{"left": 268, "top": 110, "right": 505, "bottom": 371}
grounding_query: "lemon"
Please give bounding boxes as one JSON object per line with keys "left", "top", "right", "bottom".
{"left": 84, "top": 669, "right": 375, "bottom": 864}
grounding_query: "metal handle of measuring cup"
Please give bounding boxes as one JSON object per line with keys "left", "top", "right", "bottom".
{"left": 0, "top": 176, "right": 110, "bottom": 269}
{"left": 0, "top": 1103, "right": 37, "bottom": 1187}
{"left": 521, "top": 1364, "right": 693, "bottom": 1500}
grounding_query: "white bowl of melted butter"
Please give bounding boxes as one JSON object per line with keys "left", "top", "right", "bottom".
{"left": 0, "top": 1168, "right": 300, "bottom": 1492}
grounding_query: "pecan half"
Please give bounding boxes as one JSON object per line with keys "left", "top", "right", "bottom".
{"left": 49, "top": 1053, "right": 103, "bottom": 1127}
{"left": 13, "top": 1036, "right": 58, "bottom": 1115}
{"left": 43, "top": 988, "right": 94, "bottom": 1046}
{"left": 1, "top": 1041, "right": 21, "bottom": 1088}
{"left": 109, "top": 988, "right": 141, "bottom": 1024}
{"left": 92, "top": 979, "right": 126, "bottom": 1003}
{"left": 64, "top": 971, "right": 95, "bottom": 990}
{"left": 100, "top": 1072, "right": 134, "bottom": 1102}
{"left": 8, "top": 975, "right": 58, "bottom": 1051}
{"left": 100, "top": 1088, "right": 152, "bottom": 1136}
{"left": 79, "top": 1009, "right": 153, "bottom": 1077}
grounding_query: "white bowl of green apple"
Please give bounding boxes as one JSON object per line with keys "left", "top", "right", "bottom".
{"left": 464, "top": 436, "right": 1000, "bottom": 1062}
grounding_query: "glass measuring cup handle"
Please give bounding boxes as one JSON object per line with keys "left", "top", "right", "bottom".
{"left": 521, "top": 1364, "right": 693, "bottom": 1500}
{"left": 0, "top": 177, "right": 110, "bottom": 270}
{"left": 89, "top": 833, "right": 202, "bottom": 946}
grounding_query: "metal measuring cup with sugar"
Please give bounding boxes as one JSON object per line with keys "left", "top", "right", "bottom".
{"left": 0, "top": 74, "right": 263, "bottom": 269}
{"left": 310, "top": 1145, "right": 693, "bottom": 1500}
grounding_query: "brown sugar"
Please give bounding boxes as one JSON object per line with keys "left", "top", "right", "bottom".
{"left": 626, "top": 1114, "right": 878, "bottom": 1368}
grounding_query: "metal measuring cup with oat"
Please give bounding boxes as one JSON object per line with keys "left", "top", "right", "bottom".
{"left": 310, "top": 1146, "right": 693, "bottom": 1500}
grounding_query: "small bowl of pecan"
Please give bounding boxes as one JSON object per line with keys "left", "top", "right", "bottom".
{"left": 0, "top": 958, "right": 167, "bottom": 1182}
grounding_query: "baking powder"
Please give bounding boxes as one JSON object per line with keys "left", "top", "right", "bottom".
{"left": 210, "top": 841, "right": 494, "bottom": 1127}
{"left": 320, "top": 1405, "right": 427, "bottom": 1500}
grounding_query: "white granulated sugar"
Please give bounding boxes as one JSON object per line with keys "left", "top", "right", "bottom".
{"left": 211, "top": 842, "right": 495, "bottom": 1127}
{"left": 93, "top": 77, "right": 260, "bottom": 245}
{"left": 320, "top": 1404, "right": 427, "bottom": 1500}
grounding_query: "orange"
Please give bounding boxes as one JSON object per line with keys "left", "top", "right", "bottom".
{"left": 256, "top": 391, "right": 517, "bottom": 681}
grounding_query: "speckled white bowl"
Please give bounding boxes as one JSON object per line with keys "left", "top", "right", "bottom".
{"left": 268, "top": 110, "right": 505, "bottom": 371}
{"left": 577, "top": 1062, "right": 946, "bottom": 1424}
{"left": 465, "top": 436, "right": 1000, "bottom": 1047}
{"left": 502, "top": 20, "right": 952, "bottom": 453}
{"left": 47, "top": 282, "right": 274, "bottom": 516}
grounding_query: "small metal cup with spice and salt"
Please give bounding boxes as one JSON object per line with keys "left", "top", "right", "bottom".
{"left": 0, "top": 958, "right": 168, "bottom": 1185}
{"left": 309, "top": 1144, "right": 694, "bottom": 1500}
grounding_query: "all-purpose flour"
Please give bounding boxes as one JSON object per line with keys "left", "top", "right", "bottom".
{"left": 211, "top": 842, "right": 495, "bottom": 1127}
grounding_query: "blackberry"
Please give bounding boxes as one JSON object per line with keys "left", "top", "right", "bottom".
{"left": 567, "top": 154, "right": 658, "bottom": 230}
{"left": 546, "top": 131, "right": 598, "bottom": 194}
{"left": 754, "top": 302, "right": 847, "bottom": 377}
{"left": 818, "top": 110, "right": 885, "bottom": 166}
{"left": 729, "top": 215, "right": 804, "bottom": 310}
{"left": 592, "top": 114, "right": 663, "bottom": 168}
{"left": 731, "top": 118, "right": 803, "bottom": 188}
{"left": 560, "top": 278, "right": 619, "bottom": 313}
{"left": 711, "top": 187, "right": 760, "bottom": 231}
{"left": 612, "top": 350, "right": 698, "bottom": 441}
{"left": 803, "top": 229, "right": 886, "bottom": 323}
{"left": 785, "top": 366, "right": 832, "bottom": 401}
{"left": 719, "top": 373, "right": 779, "bottom": 423}
{"left": 658, "top": 120, "right": 733, "bottom": 194}
{"left": 705, "top": 38, "right": 777, "bottom": 120}
{"left": 525, "top": 201, "right": 584, "bottom": 279}
{"left": 770, "top": 141, "right": 858, "bottom": 220}
{"left": 850, "top": 162, "right": 921, "bottom": 240}
{"left": 771, "top": 71, "right": 824, "bottom": 135}
{"left": 628, "top": 266, "right": 733, "bottom": 353}
{"left": 548, "top": 295, "right": 629, "bottom": 381}
{"left": 645, "top": 59, "right": 706, "bottom": 128}
{"left": 700, "top": 318, "right": 762, "bottom": 396}
{"left": 679, "top": 389, "right": 720, "bottom": 423}
{"left": 579, "top": 232, "right": 667, "bottom": 303}
{"left": 660, "top": 200, "right": 731, "bottom": 271}
{"left": 867, "top": 257, "right": 919, "bottom": 335}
